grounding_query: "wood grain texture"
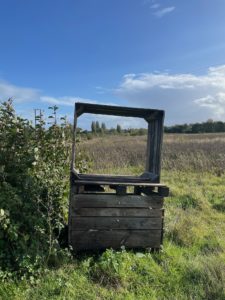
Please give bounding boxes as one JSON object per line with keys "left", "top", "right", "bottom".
{"left": 71, "top": 207, "right": 163, "bottom": 217}
{"left": 146, "top": 116, "right": 164, "bottom": 181}
{"left": 71, "top": 194, "right": 163, "bottom": 209}
{"left": 74, "top": 179, "right": 167, "bottom": 187}
{"left": 70, "top": 217, "right": 162, "bottom": 230}
{"left": 75, "top": 102, "right": 164, "bottom": 120}
{"left": 70, "top": 230, "right": 162, "bottom": 250}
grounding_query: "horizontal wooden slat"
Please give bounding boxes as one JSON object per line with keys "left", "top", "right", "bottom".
{"left": 74, "top": 179, "right": 166, "bottom": 187}
{"left": 71, "top": 194, "right": 163, "bottom": 209}
{"left": 75, "top": 102, "right": 163, "bottom": 119}
{"left": 72, "top": 207, "right": 163, "bottom": 217}
{"left": 69, "top": 230, "right": 162, "bottom": 250}
{"left": 77, "top": 173, "right": 160, "bottom": 184}
{"left": 71, "top": 217, "right": 162, "bottom": 230}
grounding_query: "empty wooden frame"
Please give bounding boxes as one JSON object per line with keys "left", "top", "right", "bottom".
{"left": 68, "top": 102, "right": 169, "bottom": 251}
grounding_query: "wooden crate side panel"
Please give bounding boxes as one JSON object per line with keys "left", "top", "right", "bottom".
{"left": 71, "top": 194, "right": 163, "bottom": 209}
{"left": 71, "top": 217, "right": 162, "bottom": 230}
{"left": 70, "top": 230, "right": 162, "bottom": 251}
{"left": 71, "top": 207, "right": 163, "bottom": 217}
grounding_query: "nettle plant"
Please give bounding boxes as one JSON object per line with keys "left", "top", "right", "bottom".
{"left": 0, "top": 99, "right": 88, "bottom": 278}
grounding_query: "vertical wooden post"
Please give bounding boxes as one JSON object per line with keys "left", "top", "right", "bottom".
{"left": 146, "top": 113, "right": 164, "bottom": 182}
{"left": 70, "top": 109, "right": 77, "bottom": 171}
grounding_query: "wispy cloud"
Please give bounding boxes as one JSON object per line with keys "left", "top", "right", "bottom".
{"left": 115, "top": 65, "right": 225, "bottom": 123}
{"left": 154, "top": 6, "right": 175, "bottom": 18}
{"left": 150, "top": 3, "right": 160, "bottom": 9}
{"left": 0, "top": 80, "right": 40, "bottom": 103}
{"left": 40, "top": 96, "right": 96, "bottom": 106}
{"left": 0, "top": 81, "right": 97, "bottom": 107}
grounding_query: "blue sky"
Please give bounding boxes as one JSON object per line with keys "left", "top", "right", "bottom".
{"left": 1, "top": 0, "right": 225, "bottom": 128}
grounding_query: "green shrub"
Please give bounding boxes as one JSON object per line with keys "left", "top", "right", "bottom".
{"left": 0, "top": 100, "right": 87, "bottom": 277}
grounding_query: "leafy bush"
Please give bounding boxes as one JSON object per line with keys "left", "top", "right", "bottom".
{"left": 0, "top": 99, "right": 87, "bottom": 277}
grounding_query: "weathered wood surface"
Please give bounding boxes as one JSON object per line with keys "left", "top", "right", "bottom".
{"left": 70, "top": 230, "right": 162, "bottom": 250}
{"left": 69, "top": 102, "right": 168, "bottom": 250}
{"left": 146, "top": 116, "right": 164, "bottom": 181}
{"left": 71, "top": 217, "right": 162, "bottom": 230}
{"left": 71, "top": 207, "right": 163, "bottom": 217}
{"left": 75, "top": 102, "right": 164, "bottom": 120}
{"left": 71, "top": 194, "right": 163, "bottom": 209}
{"left": 74, "top": 179, "right": 167, "bottom": 187}
{"left": 116, "top": 185, "right": 127, "bottom": 195}
{"left": 76, "top": 172, "right": 156, "bottom": 183}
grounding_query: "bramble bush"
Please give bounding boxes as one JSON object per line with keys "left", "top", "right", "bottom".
{"left": 0, "top": 99, "right": 87, "bottom": 278}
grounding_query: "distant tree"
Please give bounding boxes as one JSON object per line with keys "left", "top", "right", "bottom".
{"left": 91, "top": 121, "right": 96, "bottom": 133}
{"left": 101, "top": 122, "right": 106, "bottom": 132}
{"left": 215, "top": 121, "right": 225, "bottom": 132}
{"left": 109, "top": 128, "right": 116, "bottom": 134}
{"left": 96, "top": 121, "right": 100, "bottom": 132}
{"left": 138, "top": 128, "right": 147, "bottom": 135}
{"left": 116, "top": 124, "right": 122, "bottom": 133}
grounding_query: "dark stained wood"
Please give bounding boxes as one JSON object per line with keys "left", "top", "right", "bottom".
{"left": 70, "top": 217, "right": 162, "bottom": 230}
{"left": 84, "top": 184, "right": 105, "bottom": 192}
{"left": 158, "top": 186, "right": 169, "bottom": 197}
{"left": 136, "top": 186, "right": 155, "bottom": 196}
{"left": 71, "top": 194, "right": 164, "bottom": 209}
{"left": 146, "top": 115, "right": 164, "bottom": 181}
{"left": 116, "top": 185, "right": 127, "bottom": 195}
{"left": 73, "top": 172, "right": 164, "bottom": 184}
{"left": 71, "top": 207, "right": 163, "bottom": 217}
{"left": 75, "top": 102, "right": 164, "bottom": 120}
{"left": 74, "top": 179, "right": 167, "bottom": 188}
{"left": 78, "top": 172, "right": 153, "bottom": 182}
{"left": 70, "top": 230, "right": 162, "bottom": 250}
{"left": 69, "top": 102, "right": 169, "bottom": 251}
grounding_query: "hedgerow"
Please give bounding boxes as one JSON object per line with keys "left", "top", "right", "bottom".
{"left": 0, "top": 99, "right": 86, "bottom": 278}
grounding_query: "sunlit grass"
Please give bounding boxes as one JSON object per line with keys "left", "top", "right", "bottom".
{"left": 1, "top": 169, "right": 225, "bottom": 299}
{"left": 1, "top": 133, "right": 225, "bottom": 299}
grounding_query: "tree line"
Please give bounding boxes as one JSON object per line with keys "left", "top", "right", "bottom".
{"left": 164, "top": 120, "right": 225, "bottom": 134}
{"left": 91, "top": 121, "right": 122, "bottom": 134}
{"left": 89, "top": 120, "right": 225, "bottom": 135}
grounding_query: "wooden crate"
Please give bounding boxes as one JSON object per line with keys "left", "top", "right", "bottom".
{"left": 69, "top": 193, "right": 165, "bottom": 251}
{"left": 68, "top": 102, "right": 169, "bottom": 251}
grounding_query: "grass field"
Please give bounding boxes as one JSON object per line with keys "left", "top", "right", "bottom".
{"left": 1, "top": 133, "right": 225, "bottom": 300}
{"left": 80, "top": 133, "right": 225, "bottom": 175}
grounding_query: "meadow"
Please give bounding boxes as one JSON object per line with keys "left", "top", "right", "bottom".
{"left": 1, "top": 113, "right": 225, "bottom": 300}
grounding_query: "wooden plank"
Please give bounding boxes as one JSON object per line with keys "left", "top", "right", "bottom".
{"left": 71, "top": 194, "right": 163, "bottom": 209}
{"left": 116, "top": 185, "right": 127, "bottom": 195}
{"left": 146, "top": 116, "right": 164, "bottom": 181}
{"left": 75, "top": 102, "right": 164, "bottom": 120}
{"left": 158, "top": 186, "right": 169, "bottom": 197}
{"left": 71, "top": 207, "right": 163, "bottom": 217}
{"left": 69, "top": 230, "right": 162, "bottom": 250}
{"left": 74, "top": 179, "right": 167, "bottom": 187}
{"left": 71, "top": 217, "right": 162, "bottom": 230}
{"left": 78, "top": 173, "right": 154, "bottom": 183}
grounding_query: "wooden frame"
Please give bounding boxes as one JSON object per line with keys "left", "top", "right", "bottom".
{"left": 69, "top": 102, "right": 168, "bottom": 252}
{"left": 71, "top": 102, "right": 165, "bottom": 183}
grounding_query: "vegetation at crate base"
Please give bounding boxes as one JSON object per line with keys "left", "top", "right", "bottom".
{"left": 1, "top": 171, "right": 225, "bottom": 299}
{"left": 1, "top": 100, "right": 225, "bottom": 299}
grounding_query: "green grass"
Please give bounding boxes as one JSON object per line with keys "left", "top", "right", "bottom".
{"left": 1, "top": 170, "right": 225, "bottom": 300}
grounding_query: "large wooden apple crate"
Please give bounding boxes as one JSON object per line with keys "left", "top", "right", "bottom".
{"left": 68, "top": 102, "right": 169, "bottom": 251}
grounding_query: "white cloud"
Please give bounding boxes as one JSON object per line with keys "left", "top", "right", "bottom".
{"left": 40, "top": 96, "right": 96, "bottom": 107}
{"left": 194, "top": 93, "right": 225, "bottom": 118}
{"left": 0, "top": 80, "right": 40, "bottom": 102}
{"left": 154, "top": 6, "right": 175, "bottom": 18}
{"left": 151, "top": 3, "right": 160, "bottom": 9}
{"left": 115, "top": 65, "right": 225, "bottom": 124}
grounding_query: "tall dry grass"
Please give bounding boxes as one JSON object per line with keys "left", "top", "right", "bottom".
{"left": 80, "top": 133, "right": 225, "bottom": 175}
